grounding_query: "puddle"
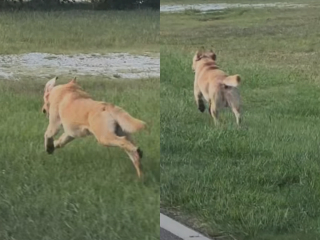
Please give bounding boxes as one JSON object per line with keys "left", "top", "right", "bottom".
{"left": 0, "top": 52, "right": 160, "bottom": 80}
{"left": 160, "top": 3, "right": 307, "bottom": 13}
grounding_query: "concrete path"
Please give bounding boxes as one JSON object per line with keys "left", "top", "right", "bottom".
{"left": 160, "top": 213, "right": 212, "bottom": 240}
{"left": 160, "top": 227, "right": 183, "bottom": 240}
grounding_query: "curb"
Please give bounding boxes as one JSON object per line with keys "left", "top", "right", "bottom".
{"left": 160, "top": 213, "right": 213, "bottom": 240}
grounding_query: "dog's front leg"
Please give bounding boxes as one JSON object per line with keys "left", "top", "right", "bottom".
{"left": 194, "top": 82, "right": 205, "bottom": 112}
{"left": 44, "top": 117, "right": 61, "bottom": 154}
{"left": 54, "top": 133, "right": 74, "bottom": 149}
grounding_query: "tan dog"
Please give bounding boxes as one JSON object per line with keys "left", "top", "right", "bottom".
{"left": 42, "top": 77, "right": 145, "bottom": 177}
{"left": 192, "top": 50, "right": 241, "bottom": 125}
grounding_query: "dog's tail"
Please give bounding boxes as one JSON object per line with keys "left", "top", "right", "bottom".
{"left": 111, "top": 106, "right": 146, "bottom": 133}
{"left": 222, "top": 74, "right": 241, "bottom": 87}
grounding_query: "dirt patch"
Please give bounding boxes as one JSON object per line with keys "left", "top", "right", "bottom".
{"left": 0, "top": 52, "right": 160, "bottom": 80}
{"left": 160, "top": 3, "right": 307, "bottom": 13}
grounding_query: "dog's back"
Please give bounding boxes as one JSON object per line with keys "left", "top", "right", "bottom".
{"left": 192, "top": 50, "right": 241, "bottom": 125}
{"left": 50, "top": 81, "right": 145, "bottom": 138}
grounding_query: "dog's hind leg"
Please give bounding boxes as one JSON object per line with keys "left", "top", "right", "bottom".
{"left": 210, "top": 104, "right": 219, "bottom": 125}
{"left": 209, "top": 97, "right": 219, "bottom": 126}
{"left": 125, "top": 149, "right": 143, "bottom": 178}
{"left": 90, "top": 113, "right": 143, "bottom": 177}
{"left": 194, "top": 82, "right": 205, "bottom": 112}
{"left": 232, "top": 107, "right": 241, "bottom": 126}
{"left": 97, "top": 134, "right": 142, "bottom": 178}
{"left": 113, "top": 123, "right": 143, "bottom": 177}
{"left": 227, "top": 90, "right": 241, "bottom": 126}
{"left": 54, "top": 133, "right": 74, "bottom": 149}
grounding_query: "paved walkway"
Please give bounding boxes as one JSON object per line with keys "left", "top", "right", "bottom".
{"left": 160, "top": 213, "right": 212, "bottom": 240}
{"left": 160, "top": 227, "right": 183, "bottom": 240}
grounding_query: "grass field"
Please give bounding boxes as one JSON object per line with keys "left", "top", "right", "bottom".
{"left": 0, "top": 10, "right": 159, "bottom": 54}
{"left": 0, "top": 77, "right": 160, "bottom": 240}
{"left": 160, "top": 3, "right": 320, "bottom": 240}
{"left": 0, "top": 9, "right": 159, "bottom": 240}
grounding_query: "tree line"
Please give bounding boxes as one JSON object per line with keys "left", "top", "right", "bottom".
{"left": 0, "top": 0, "right": 159, "bottom": 10}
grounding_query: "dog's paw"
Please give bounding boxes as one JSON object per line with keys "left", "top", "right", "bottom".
{"left": 46, "top": 138, "right": 55, "bottom": 154}
{"left": 198, "top": 103, "right": 205, "bottom": 112}
{"left": 46, "top": 145, "right": 55, "bottom": 154}
{"left": 137, "top": 148, "right": 143, "bottom": 159}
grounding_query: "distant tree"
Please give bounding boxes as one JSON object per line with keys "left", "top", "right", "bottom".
{"left": 142, "top": 0, "right": 159, "bottom": 9}
{"left": 93, "top": 0, "right": 159, "bottom": 10}
{"left": 0, "top": 0, "right": 159, "bottom": 10}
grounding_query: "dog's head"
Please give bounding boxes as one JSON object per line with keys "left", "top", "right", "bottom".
{"left": 42, "top": 77, "right": 78, "bottom": 117}
{"left": 192, "top": 49, "right": 217, "bottom": 72}
{"left": 42, "top": 77, "right": 58, "bottom": 117}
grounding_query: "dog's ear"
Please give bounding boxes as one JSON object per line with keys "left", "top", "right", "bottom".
{"left": 195, "top": 50, "right": 203, "bottom": 61}
{"left": 70, "top": 77, "right": 77, "bottom": 84}
{"left": 45, "top": 77, "right": 57, "bottom": 93}
{"left": 209, "top": 50, "right": 217, "bottom": 61}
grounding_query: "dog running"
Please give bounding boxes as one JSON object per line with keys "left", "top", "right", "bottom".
{"left": 192, "top": 49, "right": 242, "bottom": 125}
{"left": 42, "top": 77, "right": 145, "bottom": 177}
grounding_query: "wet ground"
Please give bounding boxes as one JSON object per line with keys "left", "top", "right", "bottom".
{"left": 160, "top": 2, "right": 307, "bottom": 13}
{"left": 0, "top": 52, "right": 160, "bottom": 80}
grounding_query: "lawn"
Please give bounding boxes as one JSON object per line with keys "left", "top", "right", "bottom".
{"left": 0, "top": 10, "right": 159, "bottom": 55}
{"left": 0, "top": 9, "right": 159, "bottom": 240}
{"left": 160, "top": 4, "right": 320, "bottom": 240}
{"left": 0, "top": 76, "right": 160, "bottom": 240}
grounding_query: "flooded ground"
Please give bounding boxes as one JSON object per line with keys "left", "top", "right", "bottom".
{"left": 160, "top": 3, "right": 307, "bottom": 13}
{"left": 0, "top": 52, "right": 160, "bottom": 80}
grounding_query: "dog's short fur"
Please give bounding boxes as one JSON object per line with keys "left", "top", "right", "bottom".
{"left": 42, "top": 77, "right": 145, "bottom": 177}
{"left": 192, "top": 50, "right": 241, "bottom": 125}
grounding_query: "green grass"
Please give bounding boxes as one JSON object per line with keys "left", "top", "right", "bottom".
{"left": 0, "top": 76, "right": 160, "bottom": 240}
{"left": 0, "top": 10, "right": 159, "bottom": 54}
{"left": 0, "top": 8, "right": 159, "bottom": 239}
{"left": 161, "top": 5, "right": 320, "bottom": 240}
